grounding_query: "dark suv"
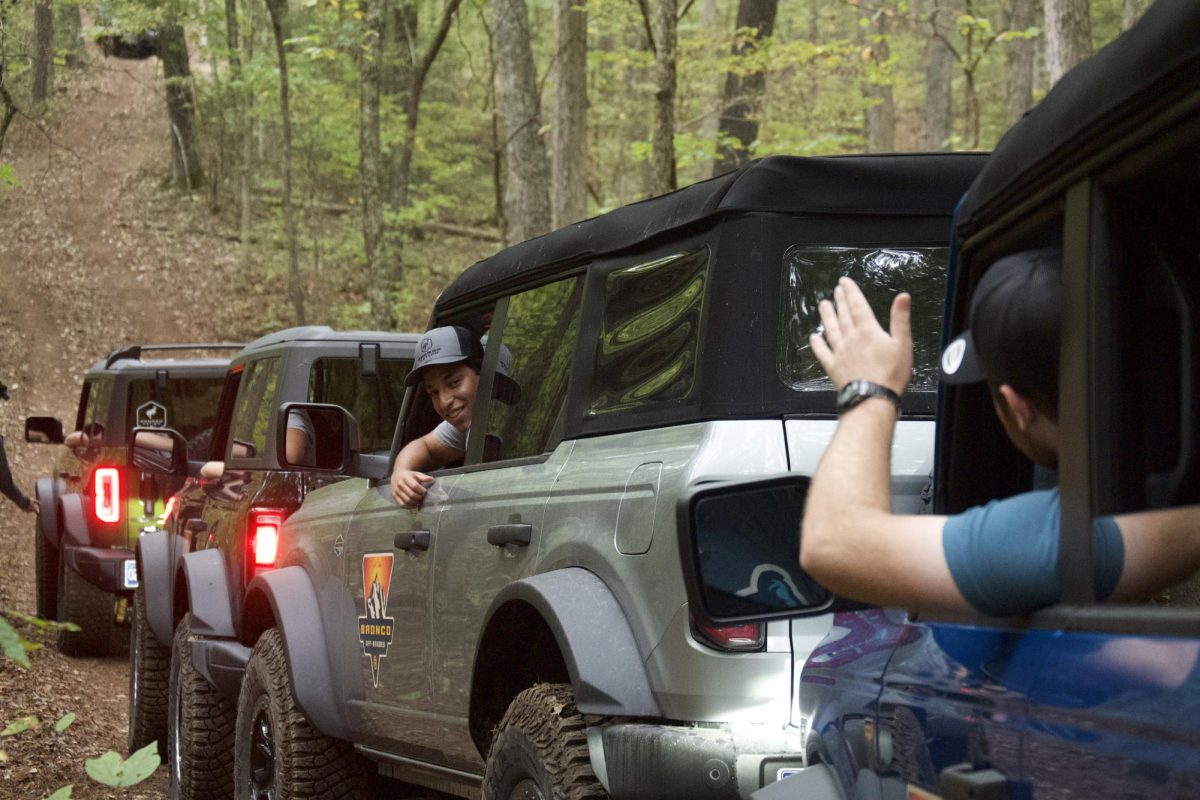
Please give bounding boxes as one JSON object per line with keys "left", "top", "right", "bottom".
{"left": 125, "top": 326, "right": 416, "bottom": 797}
{"left": 25, "top": 344, "right": 238, "bottom": 656}
{"left": 684, "top": 5, "right": 1200, "bottom": 799}
{"left": 227, "top": 153, "right": 985, "bottom": 800}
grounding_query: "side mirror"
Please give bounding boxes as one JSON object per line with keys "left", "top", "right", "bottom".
{"left": 677, "top": 475, "right": 833, "bottom": 627}
{"left": 25, "top": 416, "right": 64, "bottom": 444}
{"left": 276, "top": 402, "right": 358, "bottom": 472}
{"left": 130, "top": 427, "right": 188, "bottom": 477}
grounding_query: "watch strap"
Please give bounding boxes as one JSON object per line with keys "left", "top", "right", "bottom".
{"left": 837, "top": 380, "right": 902, "bottom": 415}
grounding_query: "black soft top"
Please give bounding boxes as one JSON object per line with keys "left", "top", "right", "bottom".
{"left": 958, "top": 0, "right": 1200, "bottom": 233}
{"left": 440, "top": 153, "right": 987, "bottom": 309}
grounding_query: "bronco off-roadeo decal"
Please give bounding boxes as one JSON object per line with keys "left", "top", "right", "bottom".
{"left": 359, "top": 552, "right": 395, "bottom": 688}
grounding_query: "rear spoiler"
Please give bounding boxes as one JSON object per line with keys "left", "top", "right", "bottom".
{"left": 104, "top": 343, "right": 244, "bottom": 368}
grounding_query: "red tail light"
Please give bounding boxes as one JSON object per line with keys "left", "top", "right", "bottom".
{"left": 248, "top": 509, "right": 284, "bottom": 568}
{"left": 93, "top": 467, "right": 122, "bottom": 524}
{"left": 691, "top": 615, "right": 765, "bottom": 652}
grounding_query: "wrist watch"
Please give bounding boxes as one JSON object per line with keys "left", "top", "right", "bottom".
{"left": 836, "top": 380, "right": 902, "bottom": 416}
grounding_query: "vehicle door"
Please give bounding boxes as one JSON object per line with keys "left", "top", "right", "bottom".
{"left": 194, "top": 356, "right": 282, "bottom": 630}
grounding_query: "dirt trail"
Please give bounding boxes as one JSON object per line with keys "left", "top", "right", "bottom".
{"left": 1, "top": 45, "right": 241, "bottom": 800}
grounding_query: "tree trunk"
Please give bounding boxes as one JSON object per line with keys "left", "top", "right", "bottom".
{"left": 1121, "top": 0, "right": 1144, "bottom": 31}
{"left": 361, "top": 0, "right": 391, "bottom": 329}
{"left": 861, "top": 9, "right": 894, "bottom": 153}
{"left": 922, "top": 0, "right": 956, "bottom": 150}
{"left": 492, "top": 0, "right": 551, "bottom": 244}
{"left": 54, "top": 2, "right": 83, "bottom": 66}
{"left": 649, "top": 0, "right": 677, "bottom": 195}
{"left": 32, "top": 0, "right": 52, "bottom": 105}
{"left": 1043, "top": 0, "right": 1091, "bottom": 85}
{"left": 159, "top": 21, "right": 204, "bottom": 190}
{"left": 265, "top": 0, "right": 305, "bottom": 324}
{"left": 713, "top": 0, "right": 777, "bottom": 175}
{"left": 697, "top": 0, "right": 719, "bottom": 177}
{"left": 1003, "top": 0, "right": 1037, "bottom": 124}
{"left": 552, "top": 0, "right": 587, "bottom": 228}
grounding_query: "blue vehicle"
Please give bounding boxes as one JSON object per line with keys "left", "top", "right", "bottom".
{"left": 680, "top": 2, "right": 1200, "bottom": 797}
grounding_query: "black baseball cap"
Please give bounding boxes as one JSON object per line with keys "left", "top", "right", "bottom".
{"left": 939, "top": 248, "right": 1062, "bottom": 395}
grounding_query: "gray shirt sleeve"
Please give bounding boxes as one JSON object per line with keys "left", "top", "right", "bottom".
{"left": 432, "top": 421, "right": 466, "bottom": 452}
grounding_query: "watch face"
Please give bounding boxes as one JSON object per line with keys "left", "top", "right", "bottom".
{"left": 837, "top": 381, "right": 863, "bottom": 408}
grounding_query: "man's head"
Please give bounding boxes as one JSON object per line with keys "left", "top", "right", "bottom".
{"left": 939, "top": 248, "right": 1062, "bottom": 466}
{"left": 404, "top": 326, "right": 521, "bottom": 432}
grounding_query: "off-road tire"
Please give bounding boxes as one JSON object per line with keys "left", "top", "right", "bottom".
{"left": 55, "top": 558, "right": 114, "bottom": 656}
{"left": 34, "top": 528, "right": 59, "bottom": 620}
{"left": 233, "top": 628, "right": 376, "bottom": 800}
{"left": 482, "top": 683, "right": 607, "bottom": 800}
{"left": 128, "top": 582, "right": 170, "bottom": 756}
{"left": 168, "top": 615, "right": 236, "bottom": 799}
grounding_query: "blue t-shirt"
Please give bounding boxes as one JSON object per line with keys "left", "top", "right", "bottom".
{"left": 942, "top": 488, "right": 1124, "bottom": 616}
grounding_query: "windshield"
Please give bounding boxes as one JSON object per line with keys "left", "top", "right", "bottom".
{"left": 778, "top": 246, "right": 949, "bottom": 393}
{"left": 127, "top": 377, "right": 226, "bottom": 442}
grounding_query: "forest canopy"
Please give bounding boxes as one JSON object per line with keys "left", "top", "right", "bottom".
{"left": 0, "top": 0, "right": 1141, "bottom": 334}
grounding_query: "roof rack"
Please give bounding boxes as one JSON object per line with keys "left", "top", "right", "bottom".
{"left": 104, "top": 343, "right": 244, "bottom": 369}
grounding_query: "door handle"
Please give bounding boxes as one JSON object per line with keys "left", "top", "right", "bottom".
{"left": 394, "top": 530, "right": 431, "bottom": 552}
{"left": 939, "top": 763, "right": 1008, "bottom": 800}
{"left": 488, "top": 523, "right": 532, "bottom": 548}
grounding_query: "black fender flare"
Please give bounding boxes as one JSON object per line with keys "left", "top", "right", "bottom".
{"left": 474, "top": 567, "right": 661, "bottom": 717}
{"left": 59, "top": 493, "right": 89, "bottom": 549}
{"left": 135, "top": 530, "right": 176, "bottom": 647}
{"left": 179, "top": 549, "right": 237, "bottom": 639}
{"left": 34, "top": 478, "right": 63, "bottom": 546}
{"left": 245, "top": 566, "right": 348, "bottom": 740}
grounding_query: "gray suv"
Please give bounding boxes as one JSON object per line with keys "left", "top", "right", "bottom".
{"left": 230, "top": 153, "right": 986, "bottom": 800}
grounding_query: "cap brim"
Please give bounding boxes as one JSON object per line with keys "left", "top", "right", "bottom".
{"left": 938, "top": 331, "right": 987, "bottom": 384}
{"left": 403, "top": 355, "right": 470, "bottom": 387}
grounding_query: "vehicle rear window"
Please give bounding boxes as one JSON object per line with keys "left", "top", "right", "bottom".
{"left": 127, "top": 377, "right": 225, "bottom": 441}
{"left": 308, "top": 357, "right": 411, "bottom": 453}
{"left": 590, "top": 247, "right": 708, "bottom": 415}
{"left": 778, "top": 246, "right": 948, "bottom": 392}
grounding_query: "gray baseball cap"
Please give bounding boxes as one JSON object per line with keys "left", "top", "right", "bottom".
{"left": 404, "top": 325, "right": 522, "bottom": 404}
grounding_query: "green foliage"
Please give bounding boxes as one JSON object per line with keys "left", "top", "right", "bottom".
{"left": 1, "top": 715, "right": 40, "bottom": 737}
{"left": 46, "top": 786, "right": 74, "bottom": 800}
{"left": 0, "top": 615, "right": 30, "bottom": 667}
{"left": 54, "top": 713, "right": 76, "bottom": 732}
{"left": 84, "top": 742, "right": 161, "bottom": 787}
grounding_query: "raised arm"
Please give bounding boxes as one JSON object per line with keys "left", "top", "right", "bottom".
{"left": 389, "top": 432, "right": 462, "bottom": 508}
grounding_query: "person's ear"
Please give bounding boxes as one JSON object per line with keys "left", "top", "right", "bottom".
{"left": 997, "top": 384, "right": 1036, "bottom": 432}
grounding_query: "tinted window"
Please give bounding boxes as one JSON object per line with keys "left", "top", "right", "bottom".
{"left": 127, "top": 377, "right": 225, "bottom": 442}
{"left": 488, "top": 277, "right": 584, "bottom": 460}
{"left": 778, "top": 246, "right": 948, "bottom": 392}
{"left": 308, "top": 357, "right": 411, "bottom": 453}
{"left": 228, "top": 358, "right": 281, "bottom": 460}
{"left": 590, "top": 248, "right": 707, "bottom": 415}
{"left": 85, "top": 377, "right": 114, "bottom": 430}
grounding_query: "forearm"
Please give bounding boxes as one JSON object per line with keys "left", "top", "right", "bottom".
{"left": 801, "top": 401, "right": 897, "bottom": 570}
{"left": 393, "top": 437, "right": 435, "bottom": 474}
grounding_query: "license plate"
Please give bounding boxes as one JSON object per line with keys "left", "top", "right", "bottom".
{"left": 123, "top": 559, "right": 139, "bottom": 589}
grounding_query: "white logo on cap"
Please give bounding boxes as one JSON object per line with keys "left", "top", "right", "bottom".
{"left": 941, "top": 338, "right": 966, "bottom": 375}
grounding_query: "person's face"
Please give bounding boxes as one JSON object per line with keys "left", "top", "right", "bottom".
{"left": 424, "top": 362, "right": 479, "bottom": 432}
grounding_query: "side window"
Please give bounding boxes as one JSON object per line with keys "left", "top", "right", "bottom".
{"left": 82, "top": 377, "right": 114, "bottom": 440}
{"left": 487, "top": 276, "right": 584, "bottom": 460}
{"left": 228, "top": 358, "right": 281, "bottom": 460}
{"left": 778, "top": 246, "right": 948, "bottom": 392}
{"left": 1092, "top": 139, "right": 1200, "bottom": 606}
{"left": 308, "top": 357, "right": 411, "bottom": 453}
{"left": 590, "top": 248, "right": 707, "bottom": 415}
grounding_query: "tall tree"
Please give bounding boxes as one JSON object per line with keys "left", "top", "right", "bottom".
{"left": 713, "top": 0, "right": 777, "bottom": 174}
{"left": 265, "top": 0, "right": 305, "bottom": 323}
{"left": 54, "top": 1, "right": 84, "bottom": 66}
{"left": 361, "top": 0, "right": 390, "bottom": 328}
{"left": 551, "top": 0, "right": 587, "bottom": 228}
{"left": 492, "top": 0, "right": 551, "bottom": 244}
{"left": 31, "top": 0, "right": 52, "bottom": 105}
{"left": 1121, "top": 0, "right": 1145, "bottom": 31}
{"left": 861, "top": 7, "right": 895, "bottom": 152}
{"left": 0, "top": 1, "right": 17, "bottom": 158}
{"left": 649, "top": 0, "right": 677, "bottom": 194}
{"left": 1043, "top": 0, "right": 1090, "bottom": 85}
{"left": 922, "top": 0, "right": 956, "bottom": 150}
{"left": 1003, "top": 0, "right": 1037, "bottom": 124}
{"left": 159, "top": 17, "right": 204, "bottom": 189}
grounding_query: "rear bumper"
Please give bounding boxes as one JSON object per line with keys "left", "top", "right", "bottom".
{"left": 63, "top": 545, "right": 136, "bottom": 594}
{"left": 594, "top": 723, "right": 805, "bottom": 800}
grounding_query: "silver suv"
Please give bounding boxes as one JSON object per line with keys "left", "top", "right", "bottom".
{"left": 231, "top": 153, "right": 986, "bottom": 800}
